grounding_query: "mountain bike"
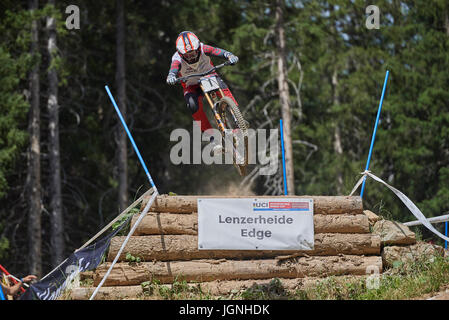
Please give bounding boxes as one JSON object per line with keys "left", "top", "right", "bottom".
{"left": 176, "top": 61, "right": 249, "bottom": 176}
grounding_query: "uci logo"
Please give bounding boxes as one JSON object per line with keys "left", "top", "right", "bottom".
{"left": 253, "top": 202, "right": 268, "bottom": 208}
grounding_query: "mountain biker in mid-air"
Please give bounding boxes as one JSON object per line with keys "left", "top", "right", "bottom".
{"left": 166, "top": 31, "right": 239, "bottom": 153}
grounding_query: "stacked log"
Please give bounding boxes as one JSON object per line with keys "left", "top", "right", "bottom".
{"left": 131, "top": 212, "right": 370, "bottom": 235}
{"left": 80, "top": 195, "right": 383, "bottom": 299}
{"left": 71, "top": 286, "right": 143, "bottom": 300}
{"left": 94, "top": 255, "right": 382, "bottom": 286}
{"left": 146, "top": 195, "right": 363, "bottom": 215}
{"left": 107, "top": 233, "right": 380, "bottom": 262}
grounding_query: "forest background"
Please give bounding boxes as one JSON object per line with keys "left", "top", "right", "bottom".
{"left": 0, "top": 0, "right": 448, "bottom": 277}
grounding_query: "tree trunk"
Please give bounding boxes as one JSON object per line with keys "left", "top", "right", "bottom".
{"left": 131, "top": 212, "right": 370, "bottom": 236}
{"left": 94, "top": 255, "right": 382, "bottom": 286}
{"left": 116, "top": 0, "right": 128, "bottom": 212}
{"left": 332, "top": 69, "right": 344, "bottom": 194}
{"left": 107, "top": 233, "right": 380, "bottom": 262}
{"left": 47, "top": 0, "right": 64, "bottom": 267}
{"left": 27, "top": 0, "right": 42, "bottom": 278}
{"left": 142, "top": 194, "right": 364, "bottom": 214}
{"left": 445, "top": 13, "right": 449, "bottom": 36}
{"left": 275, "top": 0, "right": 294, "bottom": 195}
{"left": 72, "top": 286, "right": 143, "bottom": 300}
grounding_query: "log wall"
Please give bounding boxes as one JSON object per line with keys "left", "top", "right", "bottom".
{"left": 80, "top": 194, "right": 383, "bottom": 299}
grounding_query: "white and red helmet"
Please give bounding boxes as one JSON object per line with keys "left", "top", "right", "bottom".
{"left": 176, "top": 31, "right": 201, "bottom": 64}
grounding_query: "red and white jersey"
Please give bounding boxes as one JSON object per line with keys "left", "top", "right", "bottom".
{"left": 170, "top": 43, "right": 215, "bottom": 87}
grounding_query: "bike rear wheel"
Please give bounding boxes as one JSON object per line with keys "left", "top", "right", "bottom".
{"left": 217, "top": 96, "right": 249, "bottom": 176}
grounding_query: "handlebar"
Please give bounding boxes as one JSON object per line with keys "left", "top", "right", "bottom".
{"left": 175, "top": 61, "right": 232, "bottom": 83}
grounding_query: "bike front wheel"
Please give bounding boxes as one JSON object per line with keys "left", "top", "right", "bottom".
{"left": 217, "top": 96, "right": 249, "bottom": 176}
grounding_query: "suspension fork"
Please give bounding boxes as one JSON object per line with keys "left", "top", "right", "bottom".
{"left": 201, "top": 87, "right": 226, "bottom": 134}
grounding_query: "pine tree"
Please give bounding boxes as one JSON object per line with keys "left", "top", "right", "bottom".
{"left": 46, "top": 0, "right": 64, "bottom": 268}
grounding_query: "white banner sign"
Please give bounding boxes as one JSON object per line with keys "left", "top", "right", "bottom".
{"left": 198, "top": 198, "right": 314, "bottom": 250}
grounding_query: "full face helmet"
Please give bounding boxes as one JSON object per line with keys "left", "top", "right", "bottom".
{"left": 176, "top": 31, "right": 201, "bottom": 64}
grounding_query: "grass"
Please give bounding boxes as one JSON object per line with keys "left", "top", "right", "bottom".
{"left": 238, "top": 278, "right": 291, "bottom": 300}
{"left": 372, "top": 200, "right": 394, "bottom": 221}
{"left": 112, "top": 206, "right": 141, "bottom": 235}
{"left": 289, "top": 255, "right": 449, "bottom": 300}
{"left": 141, "top": 277, "right": 215, "bottom": 300}
{"left": 411, "top": 226, "right": 423, "bottom": 241}
{"left": 80, "top": 277, "right": 94, "bottom": 287}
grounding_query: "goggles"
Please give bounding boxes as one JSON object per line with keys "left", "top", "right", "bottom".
{"left": 182, "top": 50, "right": 199, "bottom": 62}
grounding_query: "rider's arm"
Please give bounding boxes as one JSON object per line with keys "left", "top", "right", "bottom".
{"left": 202, "top": 44, "right": 231, "bottom": 59}
{"left": 167, "top": 53, "right": 181, "bottom": 85}
{"left": 203, "top": 44, "right": 238, "bottom": 64}
{"left": 168, "top": 57, "right": 181, "bottom": 77}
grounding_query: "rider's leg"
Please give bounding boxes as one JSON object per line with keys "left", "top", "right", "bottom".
{"left": 192, "top": 97, "right": 213, "bottom": 132}
{"left": 183, "top": 86, "right": 212, "bottom": 132}
{"left": 185, "top": 92, "right": 222, "bottom": 154}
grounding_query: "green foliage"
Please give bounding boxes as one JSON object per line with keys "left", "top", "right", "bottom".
{"left": 0, "top": 8, "right": 32, "bottom": 198}
{"left": 239, "top": 278, "right": 291, "bottom": 300}
{"left": 125, "top": 252, "right": 141, "bottom": 263}
{"left": 112, "top": 206, "right": 140, "bottom": 236}
{"left": 0, "top": 236, "right": 10, "bottom": 260}
{"left": 411, "top": 226, "right": 423, "bottom": 242}
{"left": 141, "top": 276, "right": 211, "bottom": 300}
{"left": 80, "top": 277, "right": 93, "bottom": 287}
{"left": 293, "top": 255, "right": 449, "bottom": 300}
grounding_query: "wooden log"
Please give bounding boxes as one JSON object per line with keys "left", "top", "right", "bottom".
{"left": 107, "top": 233, "right": 380, "bottom": 262}
{"left": 314, "top": 214, "right": 369, "bottom": 233}
{"left": 189, "top": 275, "right": 369, "bottom": 297}
{"left": 131, "top": 213, "right": 370, "bottom": 236}
{"left": 75, "top": 276, "right": 369, "bottom": 299}
{"left": 71, "top": 286, "right": 143, "bottom": 300}
{"left": 144, "top": 194, "right": 363, "bottom": 214}
{"left": 94, "top": 255, "right": 382, "bottom": 286}
{"left": 132, "top": 212, "right": 198, "bottom": 236}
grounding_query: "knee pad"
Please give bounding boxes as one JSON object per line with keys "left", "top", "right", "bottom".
{"left": 185, "top": 93, "right": 199, "bottom": 114}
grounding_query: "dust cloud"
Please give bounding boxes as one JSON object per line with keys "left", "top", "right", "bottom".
{"left": 199, "top": 180, "right": 256, "bottom": 196}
